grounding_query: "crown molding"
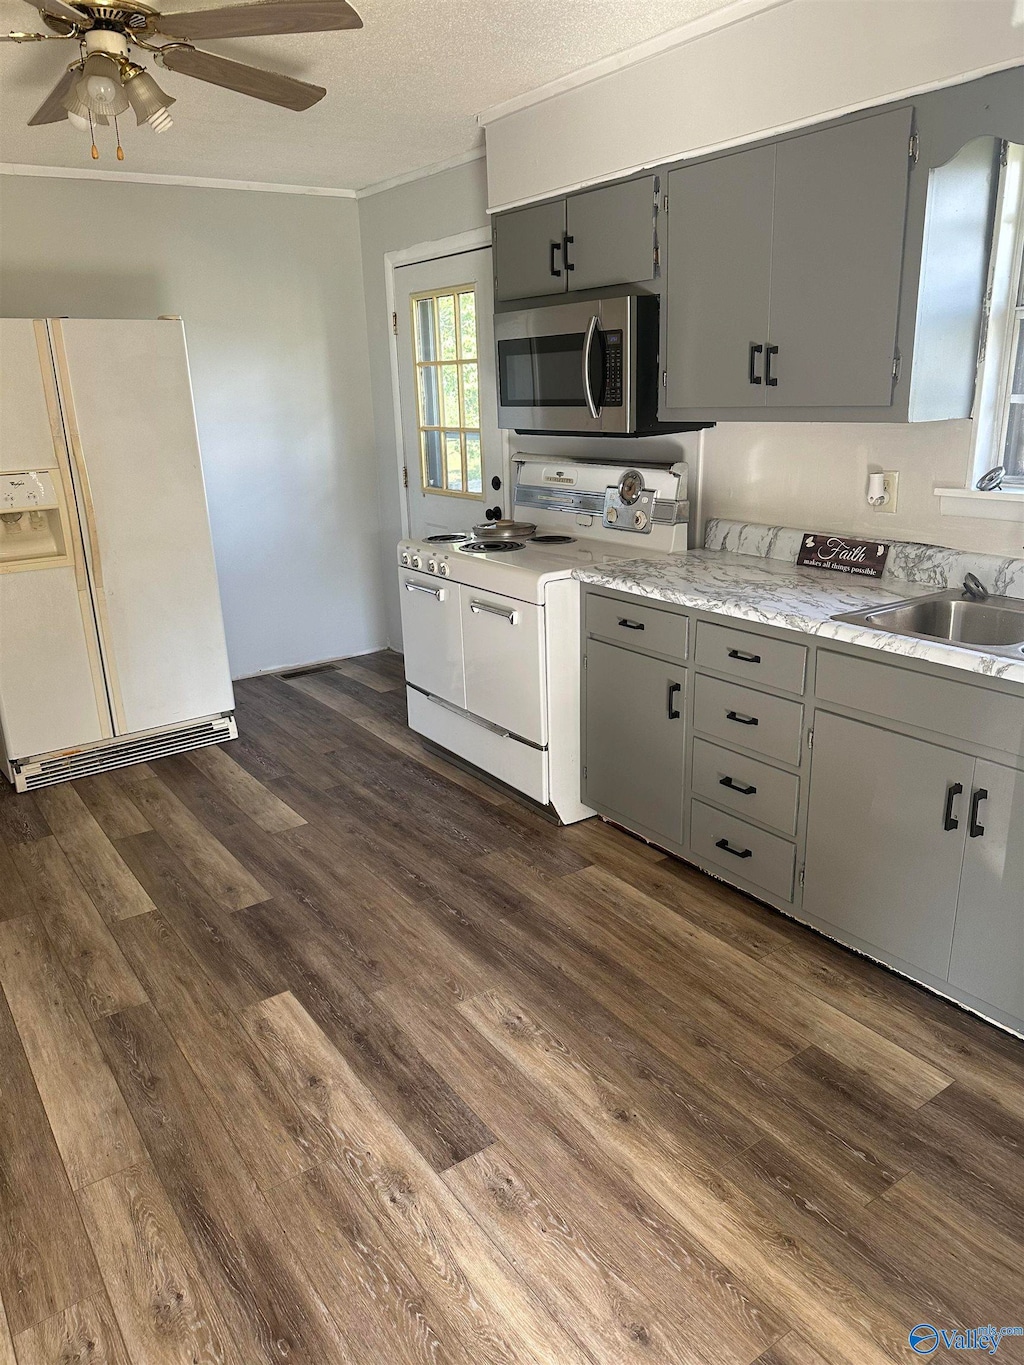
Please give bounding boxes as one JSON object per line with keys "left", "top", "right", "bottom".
{"left": 355, "top": 146, "right": 485, "bottom": 199}
{"left": 476, "top": 0, "right": 791, "bottom": 126}
{"left": 0, "top": 163, "right": 359, "bottom": 197}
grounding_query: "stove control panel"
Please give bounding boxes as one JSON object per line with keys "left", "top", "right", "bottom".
{"left": 602, "top": 485, "right": 655, "bottom": 534}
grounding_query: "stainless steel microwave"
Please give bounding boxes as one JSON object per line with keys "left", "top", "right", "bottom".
{"left": 494, "top": 293, "right": 706, "bottom": 436}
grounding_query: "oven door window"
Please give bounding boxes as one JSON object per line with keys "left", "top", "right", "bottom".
{"left": 498, "top": 333, "right": 590, "bottom": 408}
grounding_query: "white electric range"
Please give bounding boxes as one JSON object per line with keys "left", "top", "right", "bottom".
{"left": 397, "top": 453, "right": 690, "bottom": 822}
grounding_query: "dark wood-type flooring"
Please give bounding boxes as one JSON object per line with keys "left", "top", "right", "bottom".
{"left": 0, "top": 651, "right": 1022, "bottom": 1365}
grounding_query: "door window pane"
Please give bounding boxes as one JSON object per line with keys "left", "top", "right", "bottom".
{"left": 411, "top": 284, "right": 484, "bottom": 498}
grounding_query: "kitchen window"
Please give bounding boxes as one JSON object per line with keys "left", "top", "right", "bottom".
{"left": 411, "top": 286, "right": 483, "bottom": 497}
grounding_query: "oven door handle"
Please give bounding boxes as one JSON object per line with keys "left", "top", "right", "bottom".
{"left": 581, "top": 314, "right": 602, "bottom": 420}
{"left": 470, "top": 600, "right": 518, "bottom": 624}
{"left": 405, "top": 581, "right": 443, "bottom": 599}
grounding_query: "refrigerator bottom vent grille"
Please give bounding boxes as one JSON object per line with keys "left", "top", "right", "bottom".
{"left": 14, "top": 716, "right": 238, "bottom": 791}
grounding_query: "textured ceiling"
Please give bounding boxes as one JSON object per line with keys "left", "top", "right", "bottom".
{"left": 0, "top": 0, "right": 739, "bottom": 189}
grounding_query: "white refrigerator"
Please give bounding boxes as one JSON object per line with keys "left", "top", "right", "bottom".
{"left": 0, "top": 317, "right": 236, "bottom": 791}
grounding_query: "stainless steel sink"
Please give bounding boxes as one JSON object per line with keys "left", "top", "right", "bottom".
{"left": 833, "top": 590, "right": 1024, "bottom": 657}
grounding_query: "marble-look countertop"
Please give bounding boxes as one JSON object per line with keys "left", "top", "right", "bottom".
{"left": 575, "top": 550, "right": 1024, "bottom": 685}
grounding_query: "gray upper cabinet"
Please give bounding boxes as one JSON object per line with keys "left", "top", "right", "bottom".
{"left": 948, "top": 759, "right": 1024, "bottom": 1022}
{"left": 493, "top": 200, "right": 568, "bottom": 302}
{"left": 802, "top": 711, "right": 973, "bottom": 980}
{"left": 665, "top": 107, "right": 913, "bottom": 416}
{"left": 767, "top": 107, "right": 912, "bottom": 408}
{"left": 665, "top": 147, "right": 774, "bottom": 410}
{"left": 493, "top": 177, "right": 657, "bottom": 302}
{"left": 583, "top": 637, "right": 685, "bottom": 845}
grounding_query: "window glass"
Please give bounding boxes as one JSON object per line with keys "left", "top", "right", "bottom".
{"left": 412, "top": 286, "right": 483, "bottom": 497}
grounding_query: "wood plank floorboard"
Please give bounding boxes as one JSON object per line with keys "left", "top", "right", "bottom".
{"left": 0, "top": 650, "right": 1019, "bottom": 1365}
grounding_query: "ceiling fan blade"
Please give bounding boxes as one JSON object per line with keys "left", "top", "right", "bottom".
{"left": 27, "top": 64, "right": 77, "bottom": 124}
{"left": 29, "top": 0, "right": 92, "bottom": 27}
{"left": 159, "top": 45, "right": 326, "bottom": 109}
{"left": 153, "top": 0, "right": 360, "bottom": 39}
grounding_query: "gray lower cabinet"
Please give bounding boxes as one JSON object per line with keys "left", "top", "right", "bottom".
{"left": 948, "top": 760, "right": 1024, "bottom": 1020}
{"left": 493, "top": 177, "right": 658, "bottom": 302}
{"left": 583, "top": 638, "right": 685, "bottom": 844}
{"left": 802, "top": 711, "right": 974, "bottom": 980}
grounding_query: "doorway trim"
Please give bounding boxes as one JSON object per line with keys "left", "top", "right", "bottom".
{"left": 385, "top": 226, "right": 494, "bottom": 539}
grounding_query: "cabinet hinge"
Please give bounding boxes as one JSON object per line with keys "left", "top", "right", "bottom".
{"left": 807, "top": 728, "right": 813, "bottom": 750}
{"left": 662, "top": 370, "right": 668, "bottom": 389}
{"left": 892, "top": 350, "right": 902, "bottom": 385}
{"left": 392, "top": 311, "right": 398, "bottom": 336}
{"left": 662, "top": 193, "right": 669, "bottom": 213}
{"left": 402, "top": 465, "right": 409, "bottom": 489}
{"left": 653, "top": 245, "right": 661, "bottom": 268}
{"left": 798, "top": 866, "right": 805, "bottom": 888}
{"left": 582, "top": 765, "right": 588, "bottom": 779}
{"left": 999, "top": 138, "right": 1009, "bottom": 168}
{"left": 908, "top": 131, "right": 919, "bottom": 163}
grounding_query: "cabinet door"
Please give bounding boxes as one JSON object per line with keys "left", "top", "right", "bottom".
{"left": 584, "top": 639, "right": 685, "bottom": 844}
{"left": 802, "top": 712, "right": 972, "bottom": 979}
{"left": 493, "top": 200, "right": 567, "bottom": 301}
{"left": 665, "top": 146, "right": 774, "bottom": 410}
{"left": 948, "top": 760, "right": 1024, "bottom": 1022}
{"left": 767, "top": 107, "right": 912, "bottom": 408}
{"left": 565, "top": 177, "right": 657, "bottom": 292}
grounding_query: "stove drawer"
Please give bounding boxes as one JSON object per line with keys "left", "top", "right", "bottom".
{"left": 399, "top": 572, "right": 466, "bottom": 709}
{"left": 461, "top": 590, "right": 547, "bottom": 745}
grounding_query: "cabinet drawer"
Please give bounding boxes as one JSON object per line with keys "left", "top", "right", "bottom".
{"left": 691, "top": 737, "right": 800, "bottom": 835}
{"left": 586, "top": 593, "right": 687, "bottom": 661}
{"left": 693, "top": 674, "right": 803, "bottom": 765}
{"left": 690, "top": 799, "right": 796, "bottom": 902}
{"left": 815, "top": 650, "right": 1024, "bottom": 757}
{"left": 695, "top": 620, "right": 806, "bottom": 693}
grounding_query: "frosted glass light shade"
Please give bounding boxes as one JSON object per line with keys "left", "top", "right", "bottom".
{"left": 73, "top": 54, "right": 129, "bottom": 117}
{"left": 124, "top": 67, "right": 175, "bottom": 128}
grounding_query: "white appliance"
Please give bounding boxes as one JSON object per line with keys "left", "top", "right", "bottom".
{"left": 0, "top": 317, "right": 236, "bottom": 792}
{"left": 398, "top": 453, "right": 690, "bottom": 823}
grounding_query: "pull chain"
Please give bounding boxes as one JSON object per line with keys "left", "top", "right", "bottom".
{"left": 89, "top": 109, "right": 98, "bottom": 160}
{"left": 114, "top": 114, "right": 124, "bottom": 161}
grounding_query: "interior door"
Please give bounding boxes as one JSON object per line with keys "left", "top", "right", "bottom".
{"left": 396, "top": 249, "right": 504, "bottom": 540}
{"left": 493, "top": 200, "right": 568, "bottom": 301}
{"left": 767, "top": 107, "right": 912, "bottom": 408}
{"left": 665, "top": 146, "right": 774, "bottom": 410}
{"left": 802, "top": 712, "right": 972, "bottom": 979}
{"left": 52, "top": 319, "right": 234, "bottom": 737}
{"left": 584, "top": 639, "right": 685, "bottom": 844}
{"left": 948, "top": 759, "right": 1024, "bottom": 1020}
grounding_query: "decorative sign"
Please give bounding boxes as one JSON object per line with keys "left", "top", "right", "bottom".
{"left": 797, "top": 533, "right": 889, "bottom": 579}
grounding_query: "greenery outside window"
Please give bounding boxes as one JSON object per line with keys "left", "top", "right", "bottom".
{"left": 411, "top": 286, "right": 483, "bottom": 498}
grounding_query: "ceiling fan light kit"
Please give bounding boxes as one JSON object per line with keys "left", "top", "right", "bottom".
{"left": 5, "top": 0, "right": 362, "bottom": 157}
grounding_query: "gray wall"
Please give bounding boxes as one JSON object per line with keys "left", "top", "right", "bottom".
{"left": 358, "top": 158, "right": 489, "bottom": 648}
{"left": 0, "top": 173, "right": 384, "bottom": 679}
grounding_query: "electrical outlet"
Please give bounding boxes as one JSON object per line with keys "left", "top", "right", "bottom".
{"left": 879, "top": 470, "right": 898, "bottom": 513}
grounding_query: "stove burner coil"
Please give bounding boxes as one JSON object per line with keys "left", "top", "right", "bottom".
{"left": 530, "top": 534, "right": 576, "bottom": 544}
{"left": 459, "top": 540, "right": 524, "bottom": 553}
{"left": 425, "top": 533, "right": 470, "bottom": 542}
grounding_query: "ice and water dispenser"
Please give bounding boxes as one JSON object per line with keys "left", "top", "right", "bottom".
{"left": 0, "top": 470, "right": 68, "bottom": 566}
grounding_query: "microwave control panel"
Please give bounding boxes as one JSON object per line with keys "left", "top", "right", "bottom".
{"left": 603, "top": 331, "right": 624, "bottom": 406}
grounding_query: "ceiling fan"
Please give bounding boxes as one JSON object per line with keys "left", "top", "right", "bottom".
{"left": 2, "top": 0, "right": 362, "bottom": 157}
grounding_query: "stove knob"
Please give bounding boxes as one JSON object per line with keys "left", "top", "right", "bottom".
{"left": 606, "top": 506, "right": 618, "bottom": 523}
{"left": 411, "top": 554, "right": 422, "bottom": 569}
{"left": 438, "top": 561, "right": 450, "bottom": 577}
{"left": 399, "top": 551, "right": 411, "bottom": 566}
{"left": 633, "top": 510, "right": 649, "bottom": 530}
{"left": 427, "top": 559, "right": 437, "bottom": 574}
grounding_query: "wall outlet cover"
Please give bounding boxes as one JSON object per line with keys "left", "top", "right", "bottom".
{"left": 880, "top": 470, "right": 898, "bottom": 512}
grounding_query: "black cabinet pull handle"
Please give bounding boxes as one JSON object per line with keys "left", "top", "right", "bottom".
{"left": 618, "top": 618, "right": 645, "bottom": 631}
{"left": 748, "top": 342, "right": 763, "bottom": 385}
{"left": 716, "top": 838, "right": 753, "bottom": 859}
{"left": 720, "top": 776, "right": 757, "bottom": 796}
{"left": 765, "top": 344, "right": 779, "bottom": 387}
{"left": 943, "top": 781, "right": 963, "bottom": 831}
{"left": 728, "top": 648, "right": 761, "bottom": 664}
{"left": 549, "top": 240, "right": 563, "bottom": 277}
{"left": 563, "top": 233, "right": 575, "bottom": 271}
{"left": 968, "top": 786, "right": 988, "bottom": 838}
{"left": 726, "top": 710, "right": 759, "bottom": 726}
{"left": 726, "top": 775, "right": 759, "bottom": 797}
{"left": 667, "top": 682, "right": 682, "bottom": 720}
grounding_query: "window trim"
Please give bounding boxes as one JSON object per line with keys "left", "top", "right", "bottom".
{"left": 410, "top": 284, "right": 485, "bottom": 501}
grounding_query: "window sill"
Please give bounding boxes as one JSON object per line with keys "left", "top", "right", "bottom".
{"left": 934, "top": 487, "right": 1024, "bottom": 522}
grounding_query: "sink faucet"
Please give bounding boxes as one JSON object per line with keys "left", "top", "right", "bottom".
{"left": 962, "top": 573, "right": 989, "bottom": 601}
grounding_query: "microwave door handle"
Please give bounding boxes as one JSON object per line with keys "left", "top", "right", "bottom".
{"left": 581, "top": 314, "right": 602, "bottom": 419}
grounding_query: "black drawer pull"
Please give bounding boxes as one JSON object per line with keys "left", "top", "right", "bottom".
{"left": 728, "top": 648, "right": 761, "bottom": 664}
{"left": 549, "top": 240, "right": 563, "bottom": 277}
{"left": 748, "top": 342, "right": 763, "bottom": 385}
{"left": 720, "top": 776, "right": 757, "bottom": 796}
{"left": 618, "top": 618, "right": 645, "bottom": 631}
{"left": 667, "top": 682, "right": 682, "bottom": 720}
{"left": 726, "top": 710, "right": 759, "bottom": 726}
{"left": 968, "top": 786, "right": 987, "bottom": 838}
{"left": 943, "top": 781, "right": 962, "bottom": 832}
{"left": 715, "top": 838, "right": 752, "bottom": 859}
{"left": 765, "top": 343, "right": 779, "bottom": 387}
